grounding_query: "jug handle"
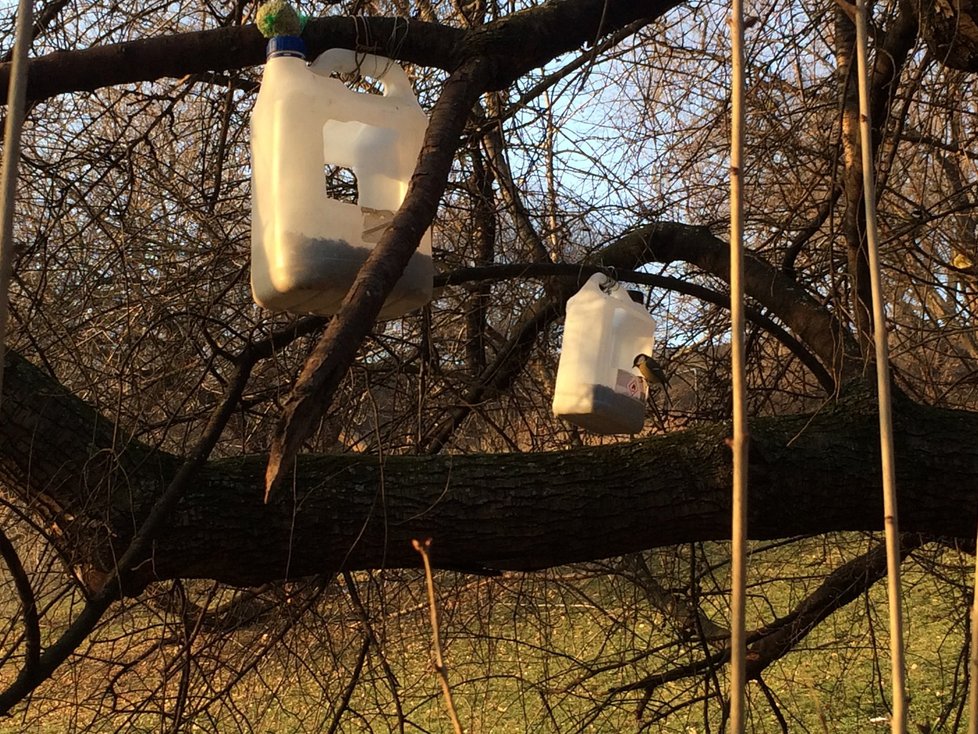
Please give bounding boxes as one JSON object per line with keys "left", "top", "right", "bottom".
{"left": 309, "top": 49, "right": 415, "bottom": 102}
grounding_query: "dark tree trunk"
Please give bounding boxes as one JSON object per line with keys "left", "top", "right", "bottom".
{"left": 3, "top": 350, "right": 976, "bottom": 590}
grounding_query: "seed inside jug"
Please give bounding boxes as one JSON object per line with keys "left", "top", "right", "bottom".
{"left": 556, "top": 384, "right": 646, "bottom": 434}
{"left": 274, "top": 231, "right": 433, "bottom": 302}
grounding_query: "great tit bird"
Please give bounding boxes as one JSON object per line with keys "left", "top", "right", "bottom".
{"left": 633, "top": 353, "right": 670, "bottom": 387}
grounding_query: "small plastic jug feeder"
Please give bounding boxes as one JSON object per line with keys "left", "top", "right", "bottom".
{"left": 552, "top": 274, "right": 656, "bottom": 434}
{"left": 250, "top": 40, "right": 432, "bottom": 319}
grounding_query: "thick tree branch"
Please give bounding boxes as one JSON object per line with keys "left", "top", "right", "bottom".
{"left": 916, "top": 0, "right": 978, "bottom": 72}
{"left": 611, "top": 536, "right": 924, "bottom": 710}
{"left": 0, "top": 316, "right": 327, "bottom": 713}
{"left": 0, "top": 17, "right": 462, "bottom": 102}
{"left": 0, "top": 0, "right": 676, "bottom": 103}
{"left": 467, "top": 0, "right": 682, "bottom": 89}
{"left": 0, "top": 324, "right": 262, "bottom": 711}
{"left": 745, "top": 535, "right": 921, "bottom": 678}
{"left": 424, "top": 261, "right": 834, "bottom": 456}
{"left": 178, "top": 388, "right": 978, "bottom": 585}
{"left": 423, "top": 216, "right": 842, "bottom": 453}
{"left": 435, "top": 262, "right": 836, "bottom": 393}
{"left": 3, "top": 348, "right": 978, "bottom": 588}
{"left": 603, "top": 222, "right": 862, "bottom": 382}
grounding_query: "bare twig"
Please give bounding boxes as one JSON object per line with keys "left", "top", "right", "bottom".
{"left": 343, "top": 571, "right": 406, "bottom": 734}
{"left": 757, "top": 676, "right": 789, "bottom": 734}
{"left": 412, "top": 538, "right": 464, "bottom": 734}
{"left": 0, "top": 313, "right": 269, "bottom": 713}
{"left": 613, "top": 538, "right": 922, "bottom": 697}
{"left": 969, "top": 543, "right": 978, "bottom": 733}
{"left": 325, "top": 636, "right": 371, "bottom": 734}
{"left": 0, "top": 527, "right": 39, "bottom": 683}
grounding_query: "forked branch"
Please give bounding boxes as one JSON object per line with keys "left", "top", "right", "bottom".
{"left": 611, "top": 536, "right": 923, "bottom": 720}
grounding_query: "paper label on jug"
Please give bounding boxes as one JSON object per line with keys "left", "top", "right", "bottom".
{"left": 614, "top": 369, "right": 644, "bottom": 400}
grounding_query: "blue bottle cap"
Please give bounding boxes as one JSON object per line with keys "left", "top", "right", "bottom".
{"left": 266, "top": 35, "right": 306, "bottom": 59}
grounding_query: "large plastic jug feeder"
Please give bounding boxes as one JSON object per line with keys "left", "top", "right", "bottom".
{"left": 552, "top": 274, "right": 656, "bottom": 434}
{"left": 251, "top": 43, "right": 433, "bottom": 319}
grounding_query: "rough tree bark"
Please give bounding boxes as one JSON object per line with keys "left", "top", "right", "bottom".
{"left": 3, "top": 348, "right": 976, "bottom": 591}
{"left": 0, "top": 0, "right": 970, "bottom": 719}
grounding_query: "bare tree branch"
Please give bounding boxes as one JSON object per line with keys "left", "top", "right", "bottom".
{"left": 0, "top": 528, "right": 39, "bottom": 686}
{"left": 265, "top": 57, "right": 493, "bottom": 497}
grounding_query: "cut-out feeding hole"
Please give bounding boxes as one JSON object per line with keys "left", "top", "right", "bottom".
{"left": 329, "top": 70, "right": 385, "bottom": 95}
{"left": 355, "top": 76, "right": 384, "bottom": 95}
{"left": 324, "top": 164, "right": 358, "bottom": 204}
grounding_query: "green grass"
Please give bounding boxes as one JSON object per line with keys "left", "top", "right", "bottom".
{"left": 0, "top": 535, "right": 974, "bottom": 733}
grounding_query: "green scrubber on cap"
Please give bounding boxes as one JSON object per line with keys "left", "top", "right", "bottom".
{"left": 256, "top": 0, "right": 305, "bottom": 38}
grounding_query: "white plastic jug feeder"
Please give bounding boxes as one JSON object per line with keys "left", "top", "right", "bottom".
{"left": 552, "top": 274, "right": 656, "bottom": 434}
{"left": 251, "top": 41, "right": 433, "bottom": 319}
